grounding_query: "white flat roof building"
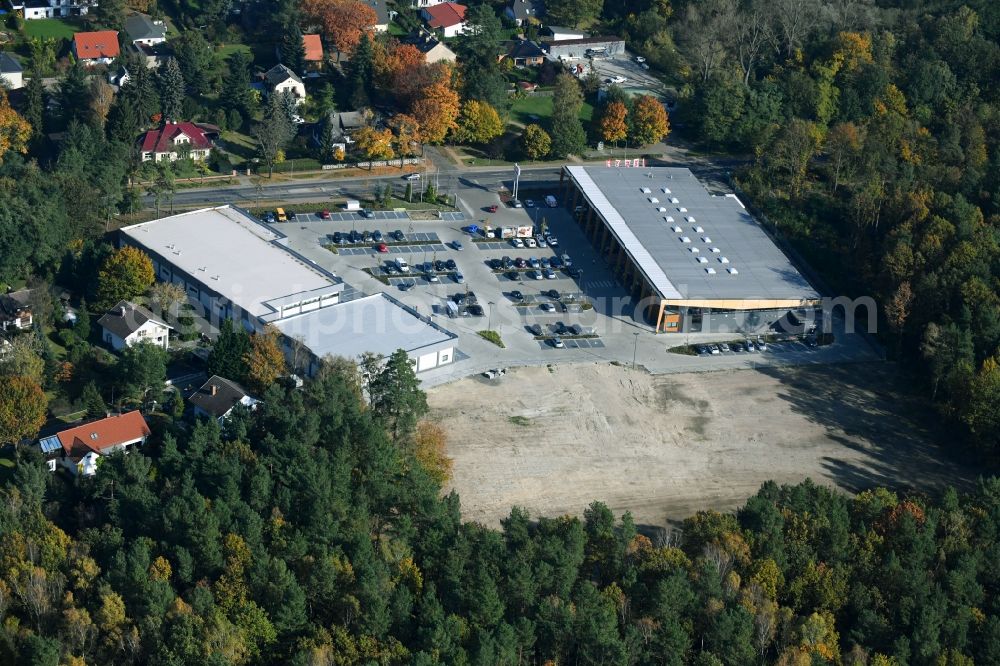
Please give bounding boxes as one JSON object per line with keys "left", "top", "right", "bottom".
{"left": 120, "top": 206, "right": 458, "bottom": 373}
{"left": 275, "top": 293, "right": 457, "bottom": 373}
{"left": 120, "top": 206, "right": 344, "bottom": 322}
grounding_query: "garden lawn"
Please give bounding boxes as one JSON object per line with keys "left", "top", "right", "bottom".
{"left": 23, "top": 18, "right": 80, "bottom": 40}
{"left": 509, "top": 95, "right": 594, "bottom": 128}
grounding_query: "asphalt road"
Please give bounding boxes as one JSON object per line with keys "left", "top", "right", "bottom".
{"left": 144, "top": 166, "right": 565, "bottom": 209}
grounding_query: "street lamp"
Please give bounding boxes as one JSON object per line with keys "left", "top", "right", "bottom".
{"left": 632, "top": 332, "right": 640, "bottom": 369}
{"left": 488, "top": 301, "right": 495, "bottom": 331}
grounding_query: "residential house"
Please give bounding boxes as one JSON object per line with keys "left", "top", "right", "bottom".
{"left": 108, "top": 65, "right": 130, "bottom": 88}
{"left": 410, "top": 0, "right": 448, "bottom": 6}
{"left": 0, "top": 291, "right": 32, "bottom": 331}
{"left": 403, "top": 30, "right": 456, "bottom": 64}
{"left": 131, "top": 41, "right": 173, "bottom": 69}
{"left": 38, "top": 411, "right": 151, "bottom": 476}
{"left": 421, "top": 2, "right": 467, "bottom": 38}
{"left": 124, "top": 13, "right": 167, "bottom": 47}
{"left": 505, "top": 0, "right": 544, "bottom": 26}
{"left": 364, "top": 0, "right": 393, "bottom": 32}
{"left": 10, "top": 0, "right": 92, "bottom": 20}
{"left": 189, "top": 375, "right": 259, "bottom": 425}
{"left": 0, "top": 52, "right": 23, "bottom": 90}
{"left": 264, "top": 64, "right": 306, "bottom": 105}
{"left": 139, "top": 121, "right": 219, "bottom": 162}
{"left": 72, "top": 30, "right": 120, "bottom": 66}
{"left": 98, "top": 301, "right": 171, "bottom": 351}
{"left": 502, "top": 39, "right": 546, "bottom": 67}
{"left": 313, "top": 109, "right": 367, "bottom": 153}
{"left": 303, "top": 34, "right": 323, "bottom": 67}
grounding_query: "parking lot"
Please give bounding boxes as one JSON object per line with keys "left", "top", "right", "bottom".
{"left": 582, "top": 53, "right": 667, "bottom": 96}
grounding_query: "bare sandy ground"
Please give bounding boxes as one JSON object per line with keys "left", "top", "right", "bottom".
{"left": 427, "top": 362, "right": 976, "bottom": 528}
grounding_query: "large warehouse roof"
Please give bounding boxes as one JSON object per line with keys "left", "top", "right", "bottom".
{"left": 120, "top": 206, "right": 343, "bottom": 319}
{"left": 565, "top": 166, "right": 819, "bottom": 303}
{"left": 273, "top": 293, "right": 456, "bottom": 361}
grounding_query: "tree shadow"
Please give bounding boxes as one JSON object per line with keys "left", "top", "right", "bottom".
{"left": 756, "top": 362, "right": 979, "bottom": 497}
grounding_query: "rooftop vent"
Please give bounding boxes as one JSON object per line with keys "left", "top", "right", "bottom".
{"left": 728, "top": 267, "right": 739, "bottom": 274}
{"left": 657, "top": 207, "right": 667, "bottom": 212}
{"left": 710, "top": 247, "right": 721, "bottom": 253}
{"left": 697, "top": 257, "right": 708, "bottom": 263}
{"left": 662, "top": 187, "right": 671, "bottom": 194}
{"left": 649, "top": 197, "right": 659, "bottom": 203}
{"left": 694, "top": 225, "right": 703, "bottom": 232}
{"left": 689, "top": 247, "right": 700, "bottom": 253}
{"left": 665, "top": 216, "right": 674, "bottom": 222}
{"left": 701, "top": 236, "right": 711, "bottom": 243}
{"left": 678, "top": 207, "right": 688, "bottom": 213}
{"left": 706, "top": 267, "right": 717, "bottom": 274}
{"left": 640, "top": 187, "right": 651, "bottom": 194}
{"left": 680, "top": 236, "right": 691, "bottom": 243}
{"left": 719, "top": 257, "right": 729, "bottom": 263}
{"left": 688, "top": 217, "right": 697, "bottom": 224}
{"left": 671, "top": 226, "right": 683, "bottom": 232}
{"left": 669, "top": 197, "right": 680, "bottom": 204}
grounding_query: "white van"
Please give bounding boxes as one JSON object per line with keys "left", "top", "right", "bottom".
{"left": 395, "top": 258, "right": 410, "bottom": 272}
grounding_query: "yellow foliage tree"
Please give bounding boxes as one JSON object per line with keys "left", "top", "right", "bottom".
{"left": 354, "top": 125, "right": 396, "bottom": 163}
{"left": 412, "top": 420, "right": 454, "bottom": 485}
{"left": 0, "top": 89, "right": 31, "bottom": 163}
{"left": 629, "top": 95, "right": 670, "bottom": 146}
{"left": 243, "top": 326, "right": 286, "bottom": 393}
{"left": 96, "top": 246, "right": 155, "bottom": 310}
{"left": 454, "top": 100, "right": 504, "bottom": 145}
{"left": 411, "top": 68, "right": 460, "bottom": 144}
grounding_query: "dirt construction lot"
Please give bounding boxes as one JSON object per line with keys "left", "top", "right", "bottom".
{"left": 428, "top": 362, "right": 976, "bottom": 528}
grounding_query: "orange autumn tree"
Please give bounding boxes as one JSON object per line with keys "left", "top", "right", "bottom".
{"left": 411, "top": 66, "right": 459, "bottom": 144}
{"left": 244, "top": 327, "right": 286, "bottom": 393}
{"left": 382, "top": 43, "right": 425, "bottom": 100}
{"left": 301, "top": 0, "right": 377, "bottom": 59}
{"left": 0, "top": 89, "right": 32, "bottom": 162}
{"left": 599, "top": 101, "right": 628, "bottom": 145}
{"left": 390, "top": 113, "right": 421, "bottom": 165}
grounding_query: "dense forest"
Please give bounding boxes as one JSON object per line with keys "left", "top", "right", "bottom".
{"left": 2, "top": 355, "right": 999, "bottom": 664}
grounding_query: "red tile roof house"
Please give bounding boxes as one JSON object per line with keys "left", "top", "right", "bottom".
{"left": 73, "top": 30, "right": 120, "bottom": 66}
{"left": 139, "top": 121, "right": 220, "bottom": 162}
{"left": 421, "top": 2, "right": 468, "bottom": 38}
{"left": 303, "top": 34, "right": 324, "bottom": 64}
{"left": 38, "top": 411, "right": 151, "bottom": 476}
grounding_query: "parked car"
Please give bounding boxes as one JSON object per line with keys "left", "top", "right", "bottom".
{"left": 331, "top": 232, "right": 343, "bottom": 243}
{"left": 275, "top": 208, "right": 287, "bottom": 222}
{"left": 395, "top": 258, "right": 410, "bottom": 272}
{"left": 426, "top": 272, "right": 439, "bottom": 283}
{"left": 547, "top": 237, "right": 559, "bottom": 247}
{"left": 730, "top": 342, "right": 743, "bottom": 353}
{"left": 547, "top": 289, "right": 561, "bottom": 300}
{"left": 392, "top": 229, "right": 405, "bottom": 241}
{"left": 511, "top": 238, "right": 524, "bottom": 248}
{"left": 561, "top": 254, "right": 573, "bottom": 267}
{"left": 536, "top": 236, "right": 547, "bottom": 248}
{"left": 610, "top": 75, "right": 627, "bottom": 83}
{"left": 350, "top": 230, "right": 362, "bottom": 243}
{"left": 319, "top": 209, "right": 331, "bottom": 219}
{"left": 540, "top": 257, "right": 550, "bottom": 268}
{"left": 362, "top": 231, "right": 372, "bottom": 242}
{"left": 567, "top": 267, "right": 581, "bottom": 279}
{"left": 434, "top": 260, "right": 446, "bottom": 272}
{"left": 445, "top": 259, "right": 457, "bottom": 270}
{"left": 527, "top": 323, "right": 543, "bottom": 336}
{"left": 757, "top": 339, "right": 768, "bottom": 351}
{"left": 551, "top": 336, "right": 565, "bottom": 348}
{"left": 384, "top": 263, "right": 396, "bottom": 275}
{"left": 468, "top": 304, "right": 484, "bottom": 316}
{"left": 506, "top": 270, "right": 519, "bottom": 280}
{"left": 710, "top": 345, "right": 721, "bottom": 355}
{"left": 540, "top": 302, "right": 555, "bottom": 312}
{"left": 376, "top": 243, "right": 388, "bottom": 253}
{"left": 635, "top": 56, "right": 646, "bottom": 63}
{"left": 372, "top": 230, "right": 383, "bottom": 242}
{"left": 544, "top": 195, "right": 557, "bottom": 208}
{"left": 515, "top": 257, "right": 527, "bottom": 268}
{"left": 543, "top": 268, "right": 556, "bottom": 279}
{"left": 744, "top": 340, "right": 755, "bottom": 352}
{"left": 510, "top": 290, "right": 524, "bottom": 301}
{"left": 487, "top": 204, "right": 498, "bottom": 213}
{"left": 454, "top": 272, "right": 465, "bottom": 283}
{"left": 489, "top": 258, "right": 502, "bottom": 270}
{"left": 525, "top": 237, "right": 537, "bottom": 248}
{"left": 452, "top": 240, "right": 463, "bottom": 250}
{"left": 403, "top": 173, "right": 421, "bottom": 180}
{"left": 530, "top": 270, "right": 543, "bottom": 280}
{"left": 696, "top": 345, "right": 710, "bottom": 355}
{"left": 549, "top": 256, "right": 562, "bottom": 269}
{"left": 511, "top": 199, "right": 523, "bottom": 208}
{"left": 524, "top": 199, "right": 535, "bottom": 208}
{"left": 529, "top": 257, "right": 540, "bottom": 268}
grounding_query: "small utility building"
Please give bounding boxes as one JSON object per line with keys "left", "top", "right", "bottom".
{"left": 559, "top": 166, "right": 820, "bottom": 333}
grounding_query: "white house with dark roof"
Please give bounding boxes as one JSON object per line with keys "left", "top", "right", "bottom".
{"left": 10, "top": 0, "right": 92, "bottom": 20}
{"left": 505, "top": 0, "right": 544, "bottom": 26}
{"left": 98, "top": 301, "right": 172, "bottom": 351}
{"left": 124, "top": 13, "right": 167, "bottom": 47}
{"left": 264, "top": 64, "right": 306, "bottom": 105}
{"left": 0, "top": 53, "right": 23, "bottom": 90}
{"left": 189, "top": 375, "right": 259, "bottom": 425}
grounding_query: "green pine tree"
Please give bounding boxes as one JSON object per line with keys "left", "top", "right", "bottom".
{"left": 281, "top": 23, "right": 307, "bottom": 75}
{"left": 158, "top": 57, "right": 186, "bottom": 121}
